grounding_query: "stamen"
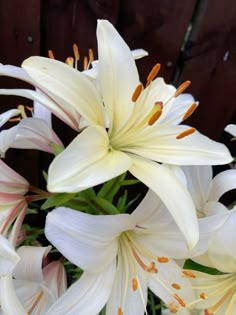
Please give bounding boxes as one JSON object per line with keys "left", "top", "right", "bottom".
{"left": 174, "top": 80, "right": 191, "bottom": 97}
{"left": 73, "top": 43, "right": 80, "bottom": 61}
{"left": 118, "top": 307, "right": 123, "bottom": 315}
{"left": 83, "top": 56, "right": 88, "bottom": 70}
{"left": 148, "top": 108, "right": 162, "bottom": 126}
{"left": 17, "top": 105, "right": 27, "bottom": 118}
{"left": 168, "top": 301, "right": 179, "bottom": 313}
{"left": 132, "top": 83, "right": 143, "bottom": 102}
{"left": 25, "top": 106, "right": 33, "bottom": 112}
{"left": 145, "top": 261, "right": 158, "bottom": 273}
{"left": 182, "top": 270, "right": 196, "bottom": 278}
{"left": 157, "top": 256, "right": 169, "bottom": 263}
{"left": 173, "top": 293, "right": 186, "bottom": 307}
{"left": 9, "top": 117, "right": 21, "bottom": 122}
{"left": 172, "top": 283, "right": 181, "bottom": 290}
{"left": 89, "top": 48, "right": 94, "bottom": 62}
{"left": 48, "top": 50, "right": 54, "bottom": 59}
{"left": 146, "top": 63, "right": 161, "bottom": 86}
{"left": 207, "top": 288, "right": 233, "bottom": 313}
{"left": 65, "top": 57, "right": 74, "bottom": 67}
{"left": 200, "top": 292, "right": 206, "bottom": 299}
{"left": 176, "top": 127, "right": 196, "bottom": 139}
{"left": 132, "top": 277, "right": 138, "bottom": 291}
{"left": 182, "top": 102, "right": 198, "bottom": 121}
{"left": 131, "top": 246, "right": 157, "bottom": 273}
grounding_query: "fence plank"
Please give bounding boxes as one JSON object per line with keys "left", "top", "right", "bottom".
{"left": 178, "top": 0, "right": 236, "bottom": 140}
{"left": 0, "top": 0, "right": 41, "bottom": 183}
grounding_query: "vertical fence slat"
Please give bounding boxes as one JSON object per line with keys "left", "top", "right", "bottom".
{"left": 178, "top": 0, "right": 236, "bottom": 140}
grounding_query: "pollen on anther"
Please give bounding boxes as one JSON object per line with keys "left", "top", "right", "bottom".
{"left": 145, "top": 261, "right": 158, "bottom": 273}
{"left": 65, "top": 57, "right": 74, "bottom": 67}
{"left": 176, "top": 127, "right": 196, "bottom": 139}
{"left": 132, "top": 278, "right": 138, "bottom": 291}
{"left": 157, "top": 256, "right": 169, "bottom": 263}
{"left": 148, "top": 109, "right": 162, "bottom": 126}
{"left": 117, "top": 307, "right": 123, "bottom": 315}
{"left": 73, "top": 43, "right": 80, "bottom": 61}
{"left": 172, "top": 283, "right": 181, "bottom": 290}
{"left": 89, "top": 48, "right": 94, "bottom": 62}
{"left": 173, "top": 293, "right": 186, "bottom": 307}
{"left": 182, "top": 102, "right": 198, "bottom": 121}
{"left": 146, "top": 63, "right": 161, "bottom": 86}
{"left": 182, "top": 270, "right": 196, "bottom": 278}
{"left": 48, "top": 50, "right": 55, "bottom": 59}
{"left": 132, "top": 83, "right": 143, "bottom": 102}
{"left": 83, "top": 56, "right": 88, "bottom": 70}
{"left": 168, "top": 302, "right": 179, "bottom": 313}
{"left": 174, "top": 80, "right": 191, "bottom": 97}
{"left": 200, "top": 292, "right": 206, "bottom": 299}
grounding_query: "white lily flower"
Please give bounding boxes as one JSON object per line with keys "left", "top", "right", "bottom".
{"left": 225, "top": 124, "right": 236, "bottom": 137}
{"left": 44, "top": 189, "right": 214, "bottom": 315}
{"left": 182, "top": 165, "right": 236, "bottom": 217}
{"left": 186, "top": 205, "right": 236, "bottom": 314}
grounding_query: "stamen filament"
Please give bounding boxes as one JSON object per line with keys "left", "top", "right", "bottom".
{"left": 208, "top": 288, "right": 233, "bottom": 313}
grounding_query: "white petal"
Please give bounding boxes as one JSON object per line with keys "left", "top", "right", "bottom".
{"left": 47, "top": 126, "right": 132, "bottom": 193}
{"left": 0, "top": 126, "right": 18, "bottom": 158}
{"left": 45, "top": 207, "right": 135, "bottom": 272}
{"left": 45, "top": 262, "right": 116, "bottom": 315}
{"left": 0, "top": 275, "right": 27, "bottom": 315}
{"left": 22, "top": 56, "right": 105, "bottom": 126}
{"left": 33, "top": 96, "right": 52, "bottom": 127}
{"left": 131, "top": 49, "right": 148, "bottom": 59}
{"left": 13, "top": 246, "right": 51, "bottom": 283}
{"left": 208, "top": 169, "right": 236, "bottom": 202}
{"left": 125, "top": 125, "right": 232, "bottom": 165}
{"left": 182, "top": 165, "right": 213, "bottom": 214}
{"left": 0, "top": 109, "right": 20, "bottom": 127}
{"left": 225, "top": 124, "right": 236, "bottom": 137}
{"left": 97, "top": 20, "right": 139, "bottom": 133}
{"left": 0, "top": 235, "right": 20, "bottom": 276}
{"left": 130, "top": 157, "right": 199, "bottom": 249}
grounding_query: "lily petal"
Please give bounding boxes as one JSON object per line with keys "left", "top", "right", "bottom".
{"left": 45, "top": 262, "right": 116, "bottom": 315}
{"left": 129, "top": 156, "right": 199, "bottom": 249}
{"left": 45, "top": 207, "right": 135, "bottom": 272}
{"left": 0, "top": 235, "right": 20, "bottom": 276}
{"left": 97, "top": 19, "right": 139, "bottom": 133}
{"left": 47, "top": 125, "right": 132, "bottom": 193}
{"left": 22, "top": 56, "right": 105, "bottom": 126}
{"left": 0, "top": 109, "right": 20, "bottom": 127}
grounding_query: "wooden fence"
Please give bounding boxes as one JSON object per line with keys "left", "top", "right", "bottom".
{"left": 0, "top": 0, "right": 235, "bottom": 184}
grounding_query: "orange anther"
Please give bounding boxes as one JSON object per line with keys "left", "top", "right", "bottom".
{"left": 174, "top": 80, "right": 191, "bottom": 97}
{"left": 157, "top": 256, "right": 169, "bottom": 263}
{"left": 172, "top": 283, "right": 181, "bottom": 290}
{"left": 83, "top": 56, "right": 88, "bottom": 70}
{"left": 48, "top": 50, "right": 54, "bottom": 59}
{"left": 182, "top": 270, "right": 196, "bottom": 278}
{"left": 200, "top": 292, "right": 206, "bottom": 299}
{"left": 145, "top": 261, "right": 158, "bottom": 273}
{"left": 182, "top": 102, "right": 198, "bottom": 121}
{"left": 176, "top": 127, "right": 196, "bottom": 139}
{"left": 65, "top": 57, "right": 74, "bottom": 67}
{"left": 148, "top": 109, "right": 162, "bottom": 125}
{"left": 89, "top": 48, "right": 94, "bottom": 62}
{"left": 132, "top": 83, "right": 143, "bottom": 102}
{"left": 146, "top": 63, "right": 161, "bottom": 86}
{"left": 168, "top": 302, "right": 179, "bottom": 313}
{"left": 173, "top": 293, "right": 186, "bottom": 307}
{"left": 73, "top": 43, "right": 80, "bottom": 61}
{"left": 118, "top": 307, "right": 123, "bottom": 315}
{"left": 132, "top": 278, "right": 138, "bottom": 291}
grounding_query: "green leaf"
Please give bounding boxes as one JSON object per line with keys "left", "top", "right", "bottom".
{"left": 41, "top": 192, "right": 77, "bottom": 210}
{"left": 98, "top": 173, "right": 127, "bottom": 202}
{"left": 90, "top": 196, "right": 119, "bottom": 214}
{"left": 183, "top": 259, "right": 225, "bottom": 275}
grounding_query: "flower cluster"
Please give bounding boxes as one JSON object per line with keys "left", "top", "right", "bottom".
{"left": 0, "top": 20, "right": 235, "bottom": 315}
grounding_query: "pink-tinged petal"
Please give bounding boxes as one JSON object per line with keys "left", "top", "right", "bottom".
{"left": 0, "top": 109, "right": 20, "bottom": 127}
{"left": 208, "top": 169, "right": 236, "bottom": 202}
{"left": 97, "top": 20, "right": 139, "bottom": 133}
{"left": 47, "top": 126, "right": 132, "bottom": 193}
{"left": 0, "top": 88, "right": 81, "bottom": 131}
{"left": 0, "top": 235, "right": 20, "bottom": 276}
{"left": 0, "top": 275, "right": 28, "bottom": 315}
{"left": 11, "top": 118, "right": 64, "bottom": 153}
{"left": 22, "top": 56, "right": 105, "bottom": 127}
{"left": 45, "top": 261, "right": 116, "bottom": 315}
{"left": 130, "top": 157, "right": 199, "bottom": 249}
{"left": 45, "top": 207, "right": 135, "bottom": 273}
{"left": 43, "top": 260, "right": 67, "bottom": 298}
{"left": 13, "top": 246, "right": 51, "bottom": 283}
